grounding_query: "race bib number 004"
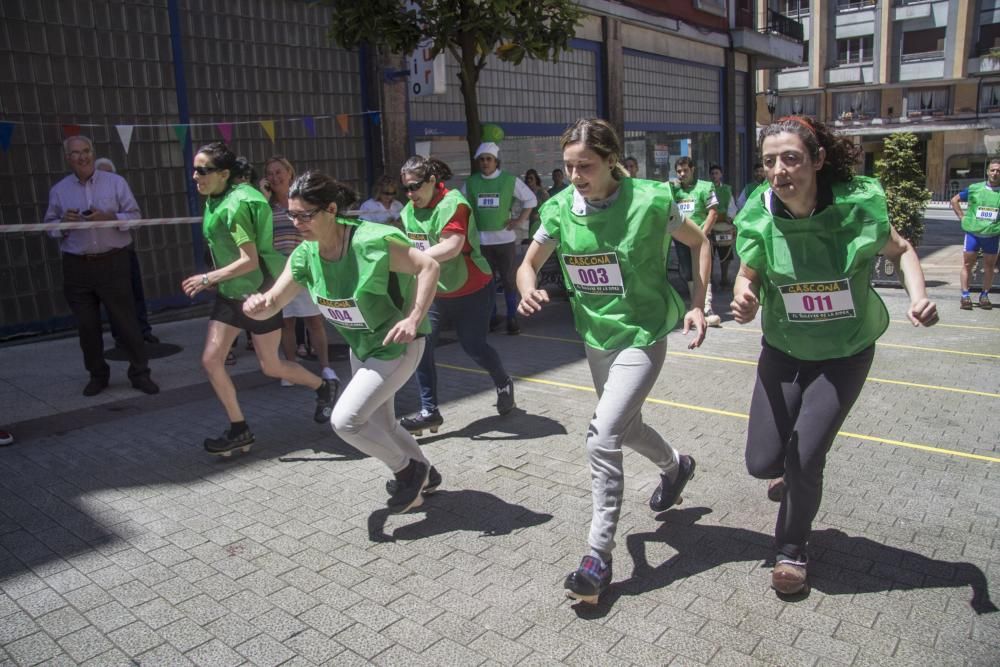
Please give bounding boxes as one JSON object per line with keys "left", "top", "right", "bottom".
{"left": 562, "top": 252, "right": 625, "bottom": 295}
{"left": 407, "top": 232, "right": 431, "bottom": 252}
{"left": 317, "top": 296, "right": 370, "bottom": 330}
{"left": 976, "top": 206, "right": 998, "bottom": 221}
{"left": 477, "top": 193, "right": 500, "bottom": 208}
{"left": 779, "top": 279, "right": 856, "bottom": 322}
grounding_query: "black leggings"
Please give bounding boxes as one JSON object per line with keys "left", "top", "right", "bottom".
{"left": 745, "top": 340, "right": 875, "bottom": 561}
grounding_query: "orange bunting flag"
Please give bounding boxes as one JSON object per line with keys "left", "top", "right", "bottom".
{"left": 336, "top": 114, "right": 349, "bottom": 134}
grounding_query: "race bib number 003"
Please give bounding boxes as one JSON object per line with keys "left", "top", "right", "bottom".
{"left": 407, "top": 232, "right": 431, "bottom": 252}
{"left": 976, "top": 206, "right": 998, "bottom": 221}
{"left": 316, "top": 296, "right": 370, "bottom": 330}
{"left": 779, "top": 279, "right": 855, "bottom": 322}
{"left": 477, "top": 193, "right": 500, "bottom": 208}
{"left": 562, "top": 252, "right": 625, "bottom": 295}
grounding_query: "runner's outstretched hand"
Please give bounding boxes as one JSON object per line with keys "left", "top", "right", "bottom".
{"left": 907, "top": 297, "right": 938, "bottom": 327}
{"left": 518, "top": 289, "right": 549, "bottom": 316}
{"left": 682, "top": 308, "right": 707, "bottom": 349}
{"left": 731, "top": 289, "right": 760, "bottom": 324}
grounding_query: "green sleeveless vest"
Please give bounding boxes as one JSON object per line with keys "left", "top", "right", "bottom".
{"left": 962, "top": 182, "right": 1000, "bottom": 237}
{"left": 399, "top": 190, "right": 492, "bottom": 294}
{"left": 671, "top": 179, "right": 715, "bottom": 228}
{"left": 289, "top": 220, "right": 430, "bottom": 361}
{"left": 539, "top": 178, "right": 685, "bottom": 350}
{"left": 734, "top": 176, "right": 890, "bottom": 361}
{"left": 203, "top": 183, "right": 287, "bottom": 299}
{"left": 466, "top": 171, "right": 516, "bottom": 232}
{"left": 714, "top": 183, "right": 733, "bottom": 223}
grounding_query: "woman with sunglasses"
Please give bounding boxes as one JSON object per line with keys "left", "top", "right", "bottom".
{"left": 732, "top": 117, "right": 937, "bottom": 596}
{"left": 359, "top": 175, "right": 405, "bottom": 228}
{"left": 243, "top": 171, "right": 441, "bottom": 513}
{"left": 182, "top": 143, "right": 336, "bottom": 456}
{"left": 397, "top": 156, "right": 515, "bottom": 436}
{"left": 517, "top": 118, "right": 709, "bottom": 605}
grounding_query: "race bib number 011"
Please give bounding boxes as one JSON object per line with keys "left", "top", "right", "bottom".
{"left": 562, "top": 252, "right": 625, "bottom": 295}
{"left": 779, "top": 279, "right": 855, "bottom": 322}
{"left": 477, "top": 193, "right": 500, "bottom": 208}
{"left": 407, "top": 232, "right": 431, "bottom": 252}
{"left": 316, "top": 296, "right": 370, "bottom": 330}
{"left": 976, "top": 206, "right": 998, "bottom": 221}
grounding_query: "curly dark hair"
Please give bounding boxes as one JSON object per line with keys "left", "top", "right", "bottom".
{"left": 399, "top": 155, "right": 453, "bottom": 183}
{"left": 288, "top": 171, "right": 359, "bottom": 213}
{"left": 195, "top": 142, "right": 239, "bottom": 185}
{"left": 758, "top": 116, "right": 861, "bottom": 185}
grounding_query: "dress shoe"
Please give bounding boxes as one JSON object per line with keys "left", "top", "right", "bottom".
{"left": 143, "top": 332, "right": 160, "bottom": 344}
{"left": 131, "top": 375, "right": 160, "bottom": 395}
{"left": 83, "top": 378, "right": 109, "bottom": 397}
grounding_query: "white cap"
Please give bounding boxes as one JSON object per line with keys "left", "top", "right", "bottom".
{"left": 474, "top": 142, "right": 500, "bottom": 159}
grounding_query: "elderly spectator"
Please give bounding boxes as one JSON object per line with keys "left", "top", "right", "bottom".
{"left": 359, "top": 175, "right": 405, "bottom": 227}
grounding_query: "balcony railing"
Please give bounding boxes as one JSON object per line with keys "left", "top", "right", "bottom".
{"left": 761, "top": 9, "right": 805, "bottom": 42}
{"left": 901, "top": 50, "right": 944, "bottom": 62}
{"left": 838, "top": 0, "right": 877, "bottom": 10}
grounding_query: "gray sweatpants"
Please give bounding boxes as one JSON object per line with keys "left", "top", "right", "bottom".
{"left": 331, "top": 338, "right": 430, "bottom": 473}
{"left": 585, "top": 339, "right": 681, "bottom": 555}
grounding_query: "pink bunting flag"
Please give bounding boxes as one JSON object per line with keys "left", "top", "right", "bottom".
{"left": 216, "top": 122, "right": 234, "bottom": 143}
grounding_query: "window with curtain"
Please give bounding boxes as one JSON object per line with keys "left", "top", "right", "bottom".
{"left": 979, "top": 81, "right": 1000, "bottom": 113}
{"left": 905, "top": 88, "right": 949, "bottom": 116}
{"left": 836, "top": 36, "right": 874, "bottom": 65}
{"left": 776, "top": 95, "right": 818, "bottom": 117}
{"left": 833, "top": 90, "right": 880, "bottom": 120}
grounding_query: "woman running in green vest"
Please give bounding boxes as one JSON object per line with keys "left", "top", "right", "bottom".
{"left": 182, "top": 143, "right": 336, "bottom": 457}
{"left": 397, "top": 156, "right": 515, "bottom": 436}
{"left": 732, "top": 117, "right": 938, "bottom": 596}
{"left": 242, "top": 171, "right": 441, "bottom": 514}
{"left": 517, "top": 118, "right": 712, "bottom": 605}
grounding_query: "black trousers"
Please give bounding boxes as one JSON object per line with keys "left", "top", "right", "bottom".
{"left": 745, "top": 340, "right": 874, "bottom": 561}
{"left": 480, "top": 241, "right": 518, "bottom": 319}
{"left": 62, "top": 249, "right": 150, "bottom": 381}
{"left": 108, "top": 247, "right": 152, "bottom": 340}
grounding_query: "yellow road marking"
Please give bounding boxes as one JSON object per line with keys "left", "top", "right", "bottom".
{"left": 437, "top": 363, "right": 1000, "bottom": 464}
{"left": 890, "top": 319, "right": 1000, "bottom": 332}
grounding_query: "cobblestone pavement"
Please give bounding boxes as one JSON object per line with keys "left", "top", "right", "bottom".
{"left": 1, "top": 274, "right": 998, "bottom": 665}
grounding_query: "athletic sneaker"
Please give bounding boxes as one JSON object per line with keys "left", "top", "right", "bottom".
{"left": 705, "top": 310, "right": 722, "bottom": 327}
{"left": 387, "top": 459, "right": 429, "bottom": 513}
{"left": 496, "top": 378, "right": 515, "bottom": 415}
{"left": 387, "top": 465, "right": 441, "bottom": 496}
{"left": 314, "top": 379, "right": 339, "bottom": 423}
{"left": 649, "top": 454, "right": 696, "bottom": 512}
{"left": 979, "top": 294, "right": 993, "bottom": 310}
{"left": 564, "top": 555, "right": 612, "bottom": 604}
{"left": 0, "top": 430, "right": 13, "bottom": 447}
{"left": 772, "top": 558, "right": 808, "bottom": 595}
{"left": 506, "top": 318, "right": 521, "bottom": 335}
{"left": 961, "top": 295, "right": 974, "bottom": 310}
{"left": 204, "top": 427, "right": 255, "bottom": 456}
{"left": 767, "top": 477, "right": 786, "bottom": 502}
{"left": 400, "top": 409, "right": 443, "bottom": 435}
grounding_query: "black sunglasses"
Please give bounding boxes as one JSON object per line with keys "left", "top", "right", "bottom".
{"left": 193, "top": 166, "right": 221, "bottom": 176}
{"left": 402, "top": 179, "right": 429, "bottom": 193}
{"left": 381, "top": 190, "right": 398, "bottom": 196}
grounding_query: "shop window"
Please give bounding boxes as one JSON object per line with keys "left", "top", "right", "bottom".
{"left": 946, "top": 155, "right": 989, "bottom": 197}
{"left": 624, "top": 131, "right": 721, "bottom": 184}
{"left": 905, "top": 87, "right": 949, "bottom": 117}
{"left": 836, "top": 36, "right": 874, "bottom": 65}
{"left": 833, "top": 90, "right": 880, "bottom": 120}
{"left": 901, "top": 28, "right": 945, "bottom": 61}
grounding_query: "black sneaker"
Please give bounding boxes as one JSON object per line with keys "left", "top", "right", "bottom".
{"left": 314, "top": 379, "right": 339, "bottom": 423}
{"left": 130, "top": 375, "right": 160, "bottom": 395}
{"left": 386, "top": 465, "right": 441, "bottom": 497}
{"left": 204, "top": 427, "right": 255, "bottom": 457}
{"left": 82, "top": 377, "right": 109, "bottom": 397}
{"left": 496, "top": 378, "right": 515, "bottom": 415}
{"left": 649, "top": 454, "right": 696, "bottom": 512}
{"left": 400, "top": 409, "right": 443, "bottom": 436}
{"left": 489, "top": 316, "right": 502, "bottom": 332}
{"left": 564, "top": 555, "right": 612, "bottom": 605}
{"left": 387, "top": 459, "right": 429, "bottom": 513}
{"left": 506, "top": 318, "right": 520, "bottom": 335}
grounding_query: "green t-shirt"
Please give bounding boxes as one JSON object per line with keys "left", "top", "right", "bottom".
{"left": 539, "top": 178, "right": 685, "bottom": 350}
{"left": 399, "top": 189, "right": 491, "bottom": 294}
{"left": 466, "top": 171, "right": 516, "bottom": 232}
{"left": 289, "top": 220, "right": 430, "bottom": 361}
{"left": 671, "top": 179, "right": 716, "bottom": 228}
{"left": 961, "top": 182, "right": 1000, "bottom": 237}
{"left": 734, "top": 176, "right": 891, "bottom": 361}
{"left": 203, "top": 183, "right": 287, "bottom": 300}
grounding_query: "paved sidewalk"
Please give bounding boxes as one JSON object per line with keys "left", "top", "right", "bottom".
{"left": 1, "top": 279, "right": 998, "bottom": 666}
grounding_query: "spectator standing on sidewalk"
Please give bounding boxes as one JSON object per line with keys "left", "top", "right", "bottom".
{"left": 950, "top": 158, "right": 1000, "bottom": 310}
{"left": 44, "top": 136, "right": 159, "bottom": 397}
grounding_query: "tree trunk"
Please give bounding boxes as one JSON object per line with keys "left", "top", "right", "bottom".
{"left": 458, "top": 32, "right": 482, "bottom": 173}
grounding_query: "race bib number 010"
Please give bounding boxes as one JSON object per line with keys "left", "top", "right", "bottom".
{"left": 562, "top": 252, "right": 625, "bottom": 295}
{"left": 477, "top": 193, "right": 500, "bottom": 208}
{"left": 779, "top": 279, "right": 855, "bottom": 322}
{"left": 407, "top": 232, "right": 431, "bottom": 252}
{"left": 976, "top": 206, "right": 998, "bottom": 221}
{"left": 316, "top": 296, "right": 370, "bottom": 330}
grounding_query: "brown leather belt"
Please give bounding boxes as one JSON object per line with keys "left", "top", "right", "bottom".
{"left": 66, "top": 246, "right": 127, "bottom": 261}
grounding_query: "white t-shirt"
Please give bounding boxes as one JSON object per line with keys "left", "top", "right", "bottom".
{"left": 462, "top": 169, "right": 538, "bottom": 245}
{"left": 358, "top": 198, "right": 403, "bottom": 224}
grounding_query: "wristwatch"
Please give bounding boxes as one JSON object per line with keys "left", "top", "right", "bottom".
{"left": 200, "top": 274, "right": 210, "bottom": 287}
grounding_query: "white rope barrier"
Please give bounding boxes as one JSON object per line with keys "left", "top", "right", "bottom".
{"left": 0, "top": 210, "right": 368, "bottom": 233}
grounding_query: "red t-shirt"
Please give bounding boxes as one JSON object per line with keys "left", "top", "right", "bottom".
{"left": 427, "top": 183, "right": 492, "bottom": 298}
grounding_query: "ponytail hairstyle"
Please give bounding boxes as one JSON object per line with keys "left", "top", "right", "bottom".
{"left": 758, "top": 116, "right": 862, "bottom": 186}
{"left": 559, "top": 118, "right": 629, "bottom": 181}
{"left": 288, "top": 171, "right": 359, "bottom": 214}
{"left": 400, "top": 155, "right": 453, "bottom": 184}
{"left": 195, "top": 142, "right": 239, "bottom": 186}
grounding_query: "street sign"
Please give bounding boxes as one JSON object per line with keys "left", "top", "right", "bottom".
{"left": 409, "top": 41, "right": 446, "bottom": 97}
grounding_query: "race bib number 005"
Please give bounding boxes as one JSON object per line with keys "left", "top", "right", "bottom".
{"left": 316, "top": 296, "right": 370, "bottom": 330}
{"left": 407, "top": 232, "right": 431, "bottom": 252}
{"left": 779, "top": 279, "right": 855, "bottom": 322}
{"left": 477, "top": 193, "right": 500, "bottom": 208}
{"left": 976, "top": 206, "right": 998, "bottom": 222}
{"left": 562, "top": 252, "right": 625, "bottom": 295}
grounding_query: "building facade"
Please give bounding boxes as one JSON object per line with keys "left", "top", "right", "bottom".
{"left": 762, "top": 0, "right": 1000, "bottom": 198}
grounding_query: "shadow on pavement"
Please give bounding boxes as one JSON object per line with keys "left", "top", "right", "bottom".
{"left": 571, "top": 507, "right": 996, "bottom": 618}
{"left": 413, "top": 408, "right": 567, "bottom": 445}
{"left": 366, "top": 489, "right": 553, "bottom": 543}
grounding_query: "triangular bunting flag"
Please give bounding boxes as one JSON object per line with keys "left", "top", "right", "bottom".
{"left": 62, "top": 124, "right": 81, "bottom": 139}
{"left": 216, "top": 122, "right": 234, "bottom": 144}
{"left": 302, "top": 116, "right": 316, "bottom": 137}
{"left": 0, "top": 122, "right": 14, "bottom": 152}
{"left": 336, "top": 114, "right": 349, "bottom": 134}
{"left": 116, "top": 125, "right": 135, "bottom": 154}
{"left": 260, "top": 120, "right": 275, "bottom": 143}
{"left": 173, "top": 124, "right": 188, "bottom": 148}
{"left": 370, "top": 112, "right": 381, "bottom": 127}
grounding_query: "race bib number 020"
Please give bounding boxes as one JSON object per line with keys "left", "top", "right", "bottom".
{"left": 477, "top": 193, "right": 500, "bottom": 208}
{"left": 316, "top": 296, "right": 370, "bottom": 330}
{"left": 407, "top": 232, "right": 431, "bottom": 252}
{"left": 562, "top": 252, "right": 625, "bottom": 295}
{"left": 677, "top": 200, "right": 695, "bottom": 215}
{"left": 779, "top": 279, "right": 856, "bottom": 322}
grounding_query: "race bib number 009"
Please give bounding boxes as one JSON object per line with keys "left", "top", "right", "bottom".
{"left": 477, "top": 193, "right": 500, "bottom": 208}
{"left": 779, "top": 279, "right": 855, "bottom": 322}
{"left": 976, "top": 206, "right": 998, "bottom": 221}
{"left": 407, "top": 232, "right": 431, "bottom": 252}
{"left": 316, "top": 296, "right": 370, "bottom": 330}
{"left": 562, "top": 252, "right": 625, "bottom": 295}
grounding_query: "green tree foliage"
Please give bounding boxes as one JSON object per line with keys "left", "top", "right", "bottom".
{"left": 875, "top": 132, "right": 931, "bottom": 247}
{"left": 319, "top": 0, "right": 583, "bottom": 164}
